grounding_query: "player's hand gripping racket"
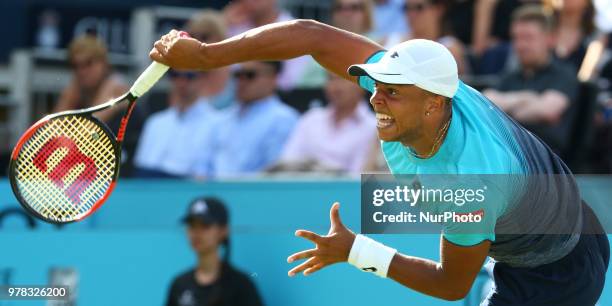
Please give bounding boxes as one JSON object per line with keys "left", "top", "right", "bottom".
{"left": 9, "top": 61, "right": 169, "bottom": 223}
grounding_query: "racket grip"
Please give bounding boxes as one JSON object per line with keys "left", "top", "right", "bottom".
{"left": 129, "top": 62, "right": 170, "bottom": 97}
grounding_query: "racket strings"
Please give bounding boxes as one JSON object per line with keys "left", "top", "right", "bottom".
{"left": 13, "top": 116, "right": 117, "bottom": 222}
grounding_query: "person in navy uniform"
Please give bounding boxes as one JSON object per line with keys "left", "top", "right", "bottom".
{"left": 166, "top": 197, "right": 263, "bottom": 306}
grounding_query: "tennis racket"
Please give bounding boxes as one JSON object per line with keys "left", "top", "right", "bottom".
{"left": 9, "top": 61, "right": 169, "bottom": 224}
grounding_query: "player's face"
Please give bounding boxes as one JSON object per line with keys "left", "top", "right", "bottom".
{"left": 235, "top": 62, "right": 278, "bottom": 103}
{"left": 186, "top": 220, "right": 227, "bottom": 255}
{"left": 370, "top": 82, "right": 427, "bottom": 143}
{"left": 325, "top": 74, "right": 363, "bottom": 110}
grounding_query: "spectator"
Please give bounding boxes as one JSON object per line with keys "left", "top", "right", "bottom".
{"left": 553, "top": 0, "right": 597, "bottom": 70}
{"left": 484, "top": 5, "right": 579, "bottom": 157}
{"left": 133, "top": 70, "right": 218, "bottom": 178}
{"left": 331, "top": 0, "right": 374, "bottom": 37}
{"left": 298, "top": 0, "right": 376, "bottom": 88}
{"left": 381, "top": 0, "right": 468, "bottom": 74}
{"left": 186, "top": 10, "right": 235, "bottom": 110}
{"left": 279, "top": 73, "right": 376, "bottom": 174}
{"left": 166, "top": 197, "right": 264, "bottom": 306}
{"left": 55, "top": 35, "right": 128, "bottom": 123}
{"left": 201, "top": 61, "right": 298, "bottom": 177}
{"left": 371, "top": 0, "right": 409, "bottom": 39}
{"left": 469, "top": 0, "right": 522, "bottom": 75}
{"left": 224, "top": 0, "right": 310, "bottom": 90}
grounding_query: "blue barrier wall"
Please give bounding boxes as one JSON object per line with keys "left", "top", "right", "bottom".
{"left": 0, "top": 177, "right": 610, "bottom": 306}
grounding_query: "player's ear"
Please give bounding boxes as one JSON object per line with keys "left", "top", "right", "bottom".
{"left": 424, "top": 93, "right": 446, "bottom": 116}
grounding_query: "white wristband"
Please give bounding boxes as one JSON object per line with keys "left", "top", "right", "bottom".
{"left": 348, "top": 234, "right": 397, "bottom": 278}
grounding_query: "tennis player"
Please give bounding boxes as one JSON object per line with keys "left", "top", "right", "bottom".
{"left": 150, "top": 20, "right": 609, "bottom": 305}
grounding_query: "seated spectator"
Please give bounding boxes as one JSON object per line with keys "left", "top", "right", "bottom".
{"left": 298, "top": 0, "right": 376, "bottom": 88}
{"left": 133, "top": 70, "right": 219, "bottom": 178}
{"left": 553, "top": 0, "right": 596, "bottom": 70}
{"left": 165, "top": 197, "right": 263, "bottom": 306}
{"left": 186, "top": 10, "right": 235, "bottom": 110}
{"left": 371, "top": 0, "right": 409, "bottom": 39}
{"left": 381, "top": 0, "right": 468, "bottom": 74}
{"left": 223, "top": 0, "right": 310, "bottom": 90}
{"left": 55, "top": 35, "right": 128, "bottom": 123}
{"left": 468, "top": 0, "right": 521, "bottom": 75}
{"left": 278, "top": 73, "right": 376, "bottom": 174}
{"left": 332, "top": 0, "right": 374, "bottom": 37}
{"left": 484, "top": 5, "right": 579, "bottom": 157}
{"left": 201, "top": 61, "right": 299, "bottom": 177}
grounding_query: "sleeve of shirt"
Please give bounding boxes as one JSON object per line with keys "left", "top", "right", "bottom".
{"left": 357, "top": 51, "right": 387, "bottom": 93}
{"left": 442, "top": 205, "right": 498, "bottom": 247}
{"left": 439, "top": 178, "right": 508, "bottom": 247}
{"left": 529, "top": 66, "right": 579, "bottom": 154}
{"left": 547, "top": 66, "right": 579, "bottom": 102}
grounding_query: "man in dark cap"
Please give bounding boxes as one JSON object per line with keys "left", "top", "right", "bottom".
{"left": 165, "top": 197, "right": 264, "bottom": 306}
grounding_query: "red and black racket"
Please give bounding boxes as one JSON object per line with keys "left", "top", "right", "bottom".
{"left": 9, "top": 61, "right": 169, "bottom": 223}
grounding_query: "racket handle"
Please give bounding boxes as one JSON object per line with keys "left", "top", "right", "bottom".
{"left": 129, "top": 62, "right": 170, "bottom": 97}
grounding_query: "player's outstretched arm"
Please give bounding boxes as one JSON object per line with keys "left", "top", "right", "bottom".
{"left": 150, "top": 19, "right": 383, "bottom": 82}
{"left": 287, "top": 203, "right": 490, "bottom": 301}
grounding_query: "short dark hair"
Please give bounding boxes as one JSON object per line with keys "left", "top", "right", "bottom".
{"left": 262, "top": 61, "right": 283, "bottom": 74}
{"left": 512, "top": 4, "right": 556, "bottom": 32}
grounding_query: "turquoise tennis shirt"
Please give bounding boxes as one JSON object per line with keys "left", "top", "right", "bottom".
{"left": 358, "top": 51, "right": 582, "bottom": 267}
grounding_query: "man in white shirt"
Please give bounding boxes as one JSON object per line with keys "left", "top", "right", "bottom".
{"left": 280, "top": 73, "right": 376, "bottom": 174}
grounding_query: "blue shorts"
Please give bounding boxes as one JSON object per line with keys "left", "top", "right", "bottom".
{"left": 482, "top": 203, "right": 610, "bottom": 306}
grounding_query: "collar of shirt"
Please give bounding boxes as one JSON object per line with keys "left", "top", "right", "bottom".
{"left": 520, "top": 57, "right": 554, "bottom": 80}
{"left": 170, "top": 98, "right": 215, "bottom": 121}
{"left": 235, "top": 95, "right": 282, "bottom": 119}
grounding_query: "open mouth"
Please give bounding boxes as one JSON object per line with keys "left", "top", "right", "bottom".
{"left": 376, "top": 113, "right": 395, "bottom": 129}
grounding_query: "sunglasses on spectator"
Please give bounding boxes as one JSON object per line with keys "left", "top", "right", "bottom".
{"left": 333, "top": 3, "right": 364, "bottom": 12}
{"left": 233, "top": 69, "right": 265, "bottom": 81}
{"left": 403, "top": 2, "right": 429, "bottom": 12}
{"left": 169, "top": 70, "right": 198, "bottom": 80}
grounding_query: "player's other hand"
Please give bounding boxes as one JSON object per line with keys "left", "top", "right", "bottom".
{"left": 150, "top": 29, "right": 208, "bottom": 70}
{"left": 287, "top": 202, "right": 356, "bottom": 277}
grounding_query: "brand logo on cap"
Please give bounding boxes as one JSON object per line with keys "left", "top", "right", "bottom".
{"left": 390, "top": 51, "right": 399, "bottom": 58}
{"left": 192, "top": 201, "right": 208, "bottom": 214}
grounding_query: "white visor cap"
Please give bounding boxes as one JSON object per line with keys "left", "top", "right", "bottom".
{"left": 348, "top": 39, "right": 459, "bottom": 98}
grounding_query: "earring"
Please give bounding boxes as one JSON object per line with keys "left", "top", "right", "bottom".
{"left": 426, "top": 112, "right": 430, "bottom": 116}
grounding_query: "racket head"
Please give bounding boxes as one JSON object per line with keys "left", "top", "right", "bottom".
{"left": 9, "top": 113, "right": 120, "bottom": 224}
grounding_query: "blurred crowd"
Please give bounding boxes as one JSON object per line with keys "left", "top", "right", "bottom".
{"left": 53, "top": 0, "right": 612, "bottom": 178}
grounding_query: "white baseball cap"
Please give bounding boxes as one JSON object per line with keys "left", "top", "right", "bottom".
{"left": 348, "top": 39, "right": 459, "bottom": 98}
